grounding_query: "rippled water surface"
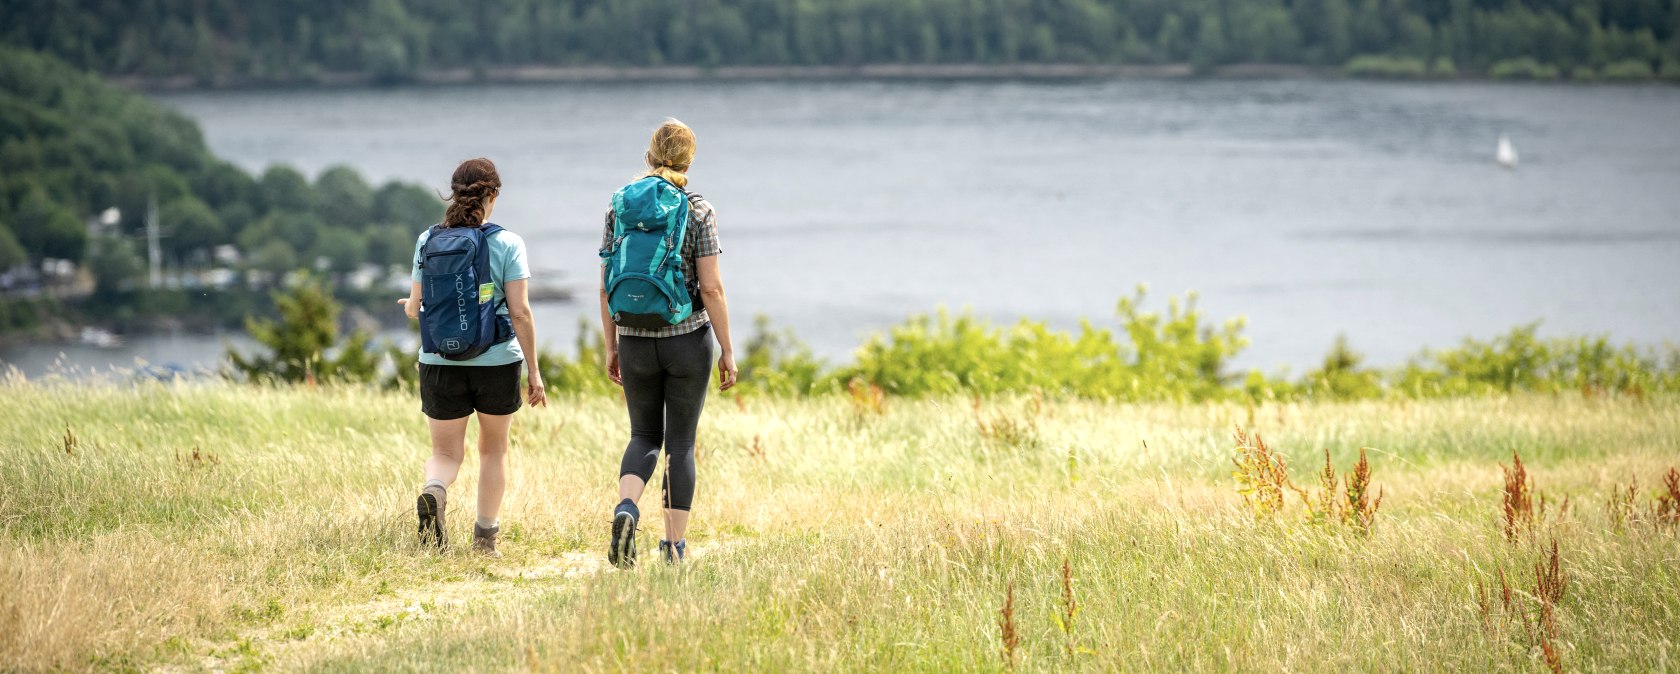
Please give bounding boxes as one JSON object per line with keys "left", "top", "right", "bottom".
{"left": 6, "top": 79, "right": 1678, "bottom": 376}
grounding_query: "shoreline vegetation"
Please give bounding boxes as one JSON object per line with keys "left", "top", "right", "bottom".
{"left": 0, "top": 46, "right": 445, "bottom": 346}
{"left": 201, "top": 278, "right": 1680, "bottom": 405}
{"left": 118, "top": 62, "right": 1306, "bottom": 91}
{"left": 8, "top": 0, "right": 1678, "bottom": 94}
{"left": 114, "top": 60, "right": 1680, "bottom": 92}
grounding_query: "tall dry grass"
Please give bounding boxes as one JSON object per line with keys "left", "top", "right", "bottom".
{"left": 1, "top": 379, "right": 1677, "bottom": 671}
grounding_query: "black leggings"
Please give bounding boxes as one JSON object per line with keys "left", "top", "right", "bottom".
{"left": 617, "top": 325, "right": 711, "bottom": 511}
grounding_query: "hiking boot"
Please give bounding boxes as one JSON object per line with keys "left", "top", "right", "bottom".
{"left": 657, "top": 539, "right": 686, "bottom": 565}
{"left": 609, "top": 499, "right": 639, "bottom": 569}
{"left": 417, "top": 484, "right": 447, "bottom": 549}
{"left": 472, "top": 522, "right": 501, "bottom": 558}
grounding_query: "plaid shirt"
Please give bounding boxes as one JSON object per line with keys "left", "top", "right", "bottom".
{"left": 601, "top": 192, "right": 721, "bottom": 338}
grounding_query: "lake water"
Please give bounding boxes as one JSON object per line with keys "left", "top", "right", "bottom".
{"left": 5, "top": 79, "right": 1679, "bottom": 377}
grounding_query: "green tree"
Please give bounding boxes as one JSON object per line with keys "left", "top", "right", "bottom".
{"left": 193, "top": 159, "right": 257, "bottom": 211}
{"left": 12, "top": 188, "right": 86, "bottom": 261}
{"left": 217, "top": 201, "right": 257, "bottom": 239}
{"left": 247, "top": 211, "right": 325, "bottom": 255}
{"left": 366, "top": 222, "right": 419, "bottom": 270}
{"left": 0, "top": 221, "right": 25, "bottom": 269}
{"left": 84, "top": 234, "right": 145, "bottom": 293}
{"left": 308, "top": 227, "right": 368, "bottom": 273}
{"left": 248, "top": 239, "right": 299, "bottom": 277}
{"left": 1322, "top": 0, "right": 1355, "bottom": 62}
{"left": 258, "top": 165, "right": 313, "bottom": 214}
{"left": 1190, "top": 13, "right": 1229, "bottom": 70}
{"left": 1156, "top": 13, "right": 1188, "bottom": 62}
{"left": 313, "top": 164, "right": 374, "bottom": 229}
{"left": 1395, "top": 13, "right": 1435, "bottom": 59}
{"left": 228, "top": 273, "right": 376, "bottom": 383}
{"left": 363, "top": 0, "right": 415, "bottom": 82}
{"left": 374, "top": 181, "right": 442, "bottom": 226}
{"left": 8, "top": 0, "right": 1680, "bottom": 77}
{"left": 160, "top": 195, "right": 225, "bottom": 258}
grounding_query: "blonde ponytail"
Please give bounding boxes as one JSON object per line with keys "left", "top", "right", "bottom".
{"left": 643, "top": 118, "right": 696, "bottom": 189}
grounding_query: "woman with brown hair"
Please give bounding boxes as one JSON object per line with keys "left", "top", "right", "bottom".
{"left": 600, "top": 119, "right": 736, "bottom": 567}
{"left": 400, "top": 157, "right": 546, "bottom": 557}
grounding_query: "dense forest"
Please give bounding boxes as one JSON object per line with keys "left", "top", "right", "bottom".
{"left": 3, "top": 0, "right": 1678, "bottom": 82}
{"left": 0, "top": 45, "right": 440, "bottom": 332}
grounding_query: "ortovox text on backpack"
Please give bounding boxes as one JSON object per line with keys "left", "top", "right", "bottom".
{"left": 418, "top": 223, "right": 513, "bottom": 360}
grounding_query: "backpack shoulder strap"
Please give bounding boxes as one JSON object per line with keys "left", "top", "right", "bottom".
{"left": 668, "top": 189, "right": 695, "bottom": 254}
{"left": 469, "top": 225, "right": 495, "bottom": 283}
{"left": 417, "top": 224, "right": 443, "bottom": 269}
{"left": 478, "top": 224, "right": 510, "bottom": 308}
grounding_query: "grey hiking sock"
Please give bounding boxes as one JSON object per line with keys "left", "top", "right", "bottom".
{"left": 425, "top": 479, "right": 446, "bottom": 491}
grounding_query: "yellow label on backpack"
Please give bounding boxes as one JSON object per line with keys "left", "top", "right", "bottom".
{"left": 479, "top": 283, "right": 493, "bottom": 304}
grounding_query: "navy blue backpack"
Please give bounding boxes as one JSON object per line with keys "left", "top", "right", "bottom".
{"left": 418, "top": 223, "right": 513, "bottom": 360}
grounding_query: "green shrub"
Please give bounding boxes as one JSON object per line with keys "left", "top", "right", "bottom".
{"left": 239, "top": 286, "right": 1680, "bottom": 403}
{"left": 736, "top": 315, "right": 828, "bottom": 397}
{"left": 0, "top": 297, "right": 51, "bottom": 332}
{"left": 1345, "top": 55, "right": 1429, "bottom": 79}
{"left": 1661, "top": 59, "right": 1680, "bottom": 82}
{"left": 1600, "top": 59, "right": 1656, "bottom": 80}
{"left": 226, "top": 273, "right": 378, "bottom": 384}
{"left": 1302, "top": 335, "right": 1383, "bottom": 400}
{"left": 829, "top": 287, "right": 1255, "bottom": 401}
{"left": 533, "top": 317, "right": 621, "bottom": 396}
{"left": 1394, "top": 323, "right": 1676, "bottom": 397}
{"left": 1430, "top": 56, "right": 1458, "bottom": 78}
{"left": 745, "top": 303, "right": 1680, "bottom": 402}
{"left": 1489, "top": 58, "right": 1560, "bottom": 80}
{"left": 1569, "top": 66, "right": 1599, "bottom": 81}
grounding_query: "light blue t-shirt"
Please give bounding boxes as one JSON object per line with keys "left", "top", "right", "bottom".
{"left": 411, "top": 226, "right": 530, "bottom": 366}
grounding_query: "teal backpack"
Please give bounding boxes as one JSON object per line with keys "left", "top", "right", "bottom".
{"left": 600, "top": 176, "right": 697, "bottom": 329}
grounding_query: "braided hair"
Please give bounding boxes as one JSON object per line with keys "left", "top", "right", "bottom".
{"left": 442, "top": 158, "right": 501, "bottom": 228}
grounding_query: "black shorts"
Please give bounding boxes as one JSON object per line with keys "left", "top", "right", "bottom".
{"left": 419, "top": 361, "right": 523, "bottom": 420}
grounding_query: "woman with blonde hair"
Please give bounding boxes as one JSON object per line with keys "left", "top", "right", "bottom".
{"left": 598, "top": 119, "right": 736, "bottom": 567}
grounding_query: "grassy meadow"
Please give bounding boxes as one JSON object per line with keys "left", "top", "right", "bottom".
{"left": 2, "top": 378, "right": 1677, "bottom": 672}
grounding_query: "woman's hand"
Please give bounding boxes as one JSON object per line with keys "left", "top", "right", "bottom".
{"left": 399, "top": 281, "right": 422, "bottom": 320}
{"left": 526, "top": 373, "right": 548, "bottom": 408}
{"left": 605, "top": 349, "right": 622, "bottom": 386}
{"left": 717, "top": 352, "right": 738, "bottom": 391}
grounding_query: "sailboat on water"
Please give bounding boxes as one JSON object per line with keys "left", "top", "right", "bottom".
{"left": 1496, "top": 134, "right": 1519, "bottom": 168}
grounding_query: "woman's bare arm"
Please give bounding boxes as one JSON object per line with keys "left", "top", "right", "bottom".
{"left": 599, "top": 267, "right": 621, "bottom": 385}
{"left": 503, "top": 278, "right": 547, "bottom": 407}
{"left": 696, "top": 255, "right": 736, "bottom": 391}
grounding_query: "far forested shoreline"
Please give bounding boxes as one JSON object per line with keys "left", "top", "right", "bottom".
{"left": 117, "top": 61, "right": 1680, "bottom": 94}
{"left": 7, "top": 0, "right": 1679, "bottom": 90}
{"left": 113, "top": 62, "right": 1285, "bottom": 92}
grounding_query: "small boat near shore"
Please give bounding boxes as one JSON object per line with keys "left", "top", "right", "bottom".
{"left": 528, "top": 283, "right": 576, "bottom": 303}
{"left": 79, "top": 327, "right": 124, "bottom": 349}
{"left": 528, "top": 268, "right": 576, "bottom": 303}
